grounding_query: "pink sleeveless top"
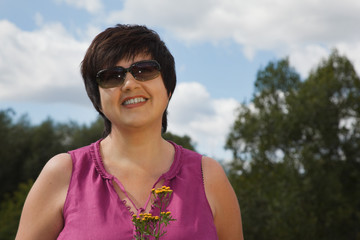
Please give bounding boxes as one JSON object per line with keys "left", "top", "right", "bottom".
{"left": 57, "top": 139, "right": 218, "bottom": 239}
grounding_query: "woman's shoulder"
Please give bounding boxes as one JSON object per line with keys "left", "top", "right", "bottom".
{"left": 201, "top": 156, "right": 229, "bottom": 189}
{"left": 201, "top": 156, "right": 244, "bottom": 239}
{"left": 201, "top": 156, "right": 225, "bottom": 175}
{"left": 44, "top": 153, "right": 73, "bottom": 178}
{"left": 35, "top": 152, "right": 73, "bottom": 200}
{"left": 16, "top": 153, "right": 73, "bottom": 239}
{"left": 31, "top": 152, "right": 73, "bottom": 207}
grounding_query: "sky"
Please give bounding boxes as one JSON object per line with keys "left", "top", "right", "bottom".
{"left": 1, "top": 0, "right": 360, "bottom": 161}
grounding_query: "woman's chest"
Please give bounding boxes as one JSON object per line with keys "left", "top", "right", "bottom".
{"left": 59, "top": 180, "right": 218, "bottom": 239}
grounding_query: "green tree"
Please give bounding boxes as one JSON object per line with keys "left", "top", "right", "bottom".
{"left": 162, "top": 132, "right": 196, "bottom": 151}
{"left": 22, "top": 118, "right": 69, "bottom": 181}
{"left": 226, "top": 50, "right": 360, "bottom": 239}
{"left": 0, "top": 180, "right": 33, "bottom": 240}
{"left": 61, "top": 116, "right": 104, "bottom": 150}
{"left": 0, "top": 110, "right": 32, "bottom": 199}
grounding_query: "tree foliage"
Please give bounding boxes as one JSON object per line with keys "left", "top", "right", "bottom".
{"left": 162, "top": 132, "right": 196, "bottom": 151}
{"left": 226, "top": 50, "right": 360, "bottom": 240}
{"left": 0, "top": 180, "right": 33, "bottom": 240}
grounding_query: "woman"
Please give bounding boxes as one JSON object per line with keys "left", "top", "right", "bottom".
{"left": 16, "top": 24, "right": 243, "bottom": 240}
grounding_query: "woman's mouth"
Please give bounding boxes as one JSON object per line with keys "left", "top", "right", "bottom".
{"left": 122, "top": 97, "right": 148, "bottom": 106}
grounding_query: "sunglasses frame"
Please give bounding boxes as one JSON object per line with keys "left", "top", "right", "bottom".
{"left": 96, "top": 60, "right": 161, "bottom": 88}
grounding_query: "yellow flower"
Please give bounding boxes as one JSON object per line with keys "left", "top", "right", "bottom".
{"left": 132, "top": 186, "right": 176, "bottom": 239}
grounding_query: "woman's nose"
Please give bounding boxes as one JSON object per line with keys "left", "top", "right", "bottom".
{"left": 121, "top": 72, "right": 140, "bottom": 91}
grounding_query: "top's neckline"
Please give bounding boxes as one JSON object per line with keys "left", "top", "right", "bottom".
{"left": 91, "top": 139, "right": 183, "bottom": 182}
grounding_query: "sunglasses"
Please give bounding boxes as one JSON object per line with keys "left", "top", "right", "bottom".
{"left": 96, "top": 60, "right": 161, "bottom": 88}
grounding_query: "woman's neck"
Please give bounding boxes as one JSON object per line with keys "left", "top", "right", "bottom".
{"left": 100, "top": 126, "right": 174, "bottom": 174}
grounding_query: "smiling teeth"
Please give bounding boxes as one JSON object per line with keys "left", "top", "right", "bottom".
{"left": 123, "top": 97, "right": 147, "bottom": 105}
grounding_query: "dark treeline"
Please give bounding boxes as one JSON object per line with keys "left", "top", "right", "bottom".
{"left": 0, "top": 110, "right": 103, "bottom": 200}
{"left": 1, "top": 49, "right": 360, "bottom": 239}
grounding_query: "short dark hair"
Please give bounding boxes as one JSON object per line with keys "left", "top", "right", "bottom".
{"left": 81, "top": 24, "right": 176, "bottom": 136}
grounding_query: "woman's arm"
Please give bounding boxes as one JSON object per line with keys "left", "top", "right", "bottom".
{"left": 202, "top": 156, "right": 244, "bottom": 240}
{"left": 16, "top": 153, "right": 72, "bottom": 240}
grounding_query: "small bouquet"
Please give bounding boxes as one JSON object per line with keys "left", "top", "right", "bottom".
{"left": 132, "top": 186, "right": 176, "bottom": 240}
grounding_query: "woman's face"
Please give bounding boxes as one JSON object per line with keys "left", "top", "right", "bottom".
{"left": 98, "top": 54, "right": 170, "bottom": 133}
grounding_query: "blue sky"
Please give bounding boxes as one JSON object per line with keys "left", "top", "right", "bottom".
{"left": 1, "top": 0, "right": 360, "bottom": 160}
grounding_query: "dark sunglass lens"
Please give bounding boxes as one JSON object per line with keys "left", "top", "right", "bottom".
{"left": 132, "top": 61, "right": 160, "bottom": 81}
{"left": 98, "top": 68, "right": 125, "bottom": 88}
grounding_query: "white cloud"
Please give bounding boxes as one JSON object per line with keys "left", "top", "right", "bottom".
{"left": 288, "top": 45, "right": 330, "bottom": 77}
{"left": 55, "top": 0, "right": 103, "bottom": 14}
{"left": 289, "top": 42, "right": 360, "bottom": 78}
{"left": 106, "top": 0, "right": 360, "bottom": 76}
{"left": 0, "top": 20, "right": 90, "bottom": 104}
{"left": 167, "top": 82, "right": 238, "bottom": 160}
{"left": 108, "top": 0, "right": 360, "bottom": 48}
{"left": 336, "top": 42, "right": 360, "bottom": 77}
